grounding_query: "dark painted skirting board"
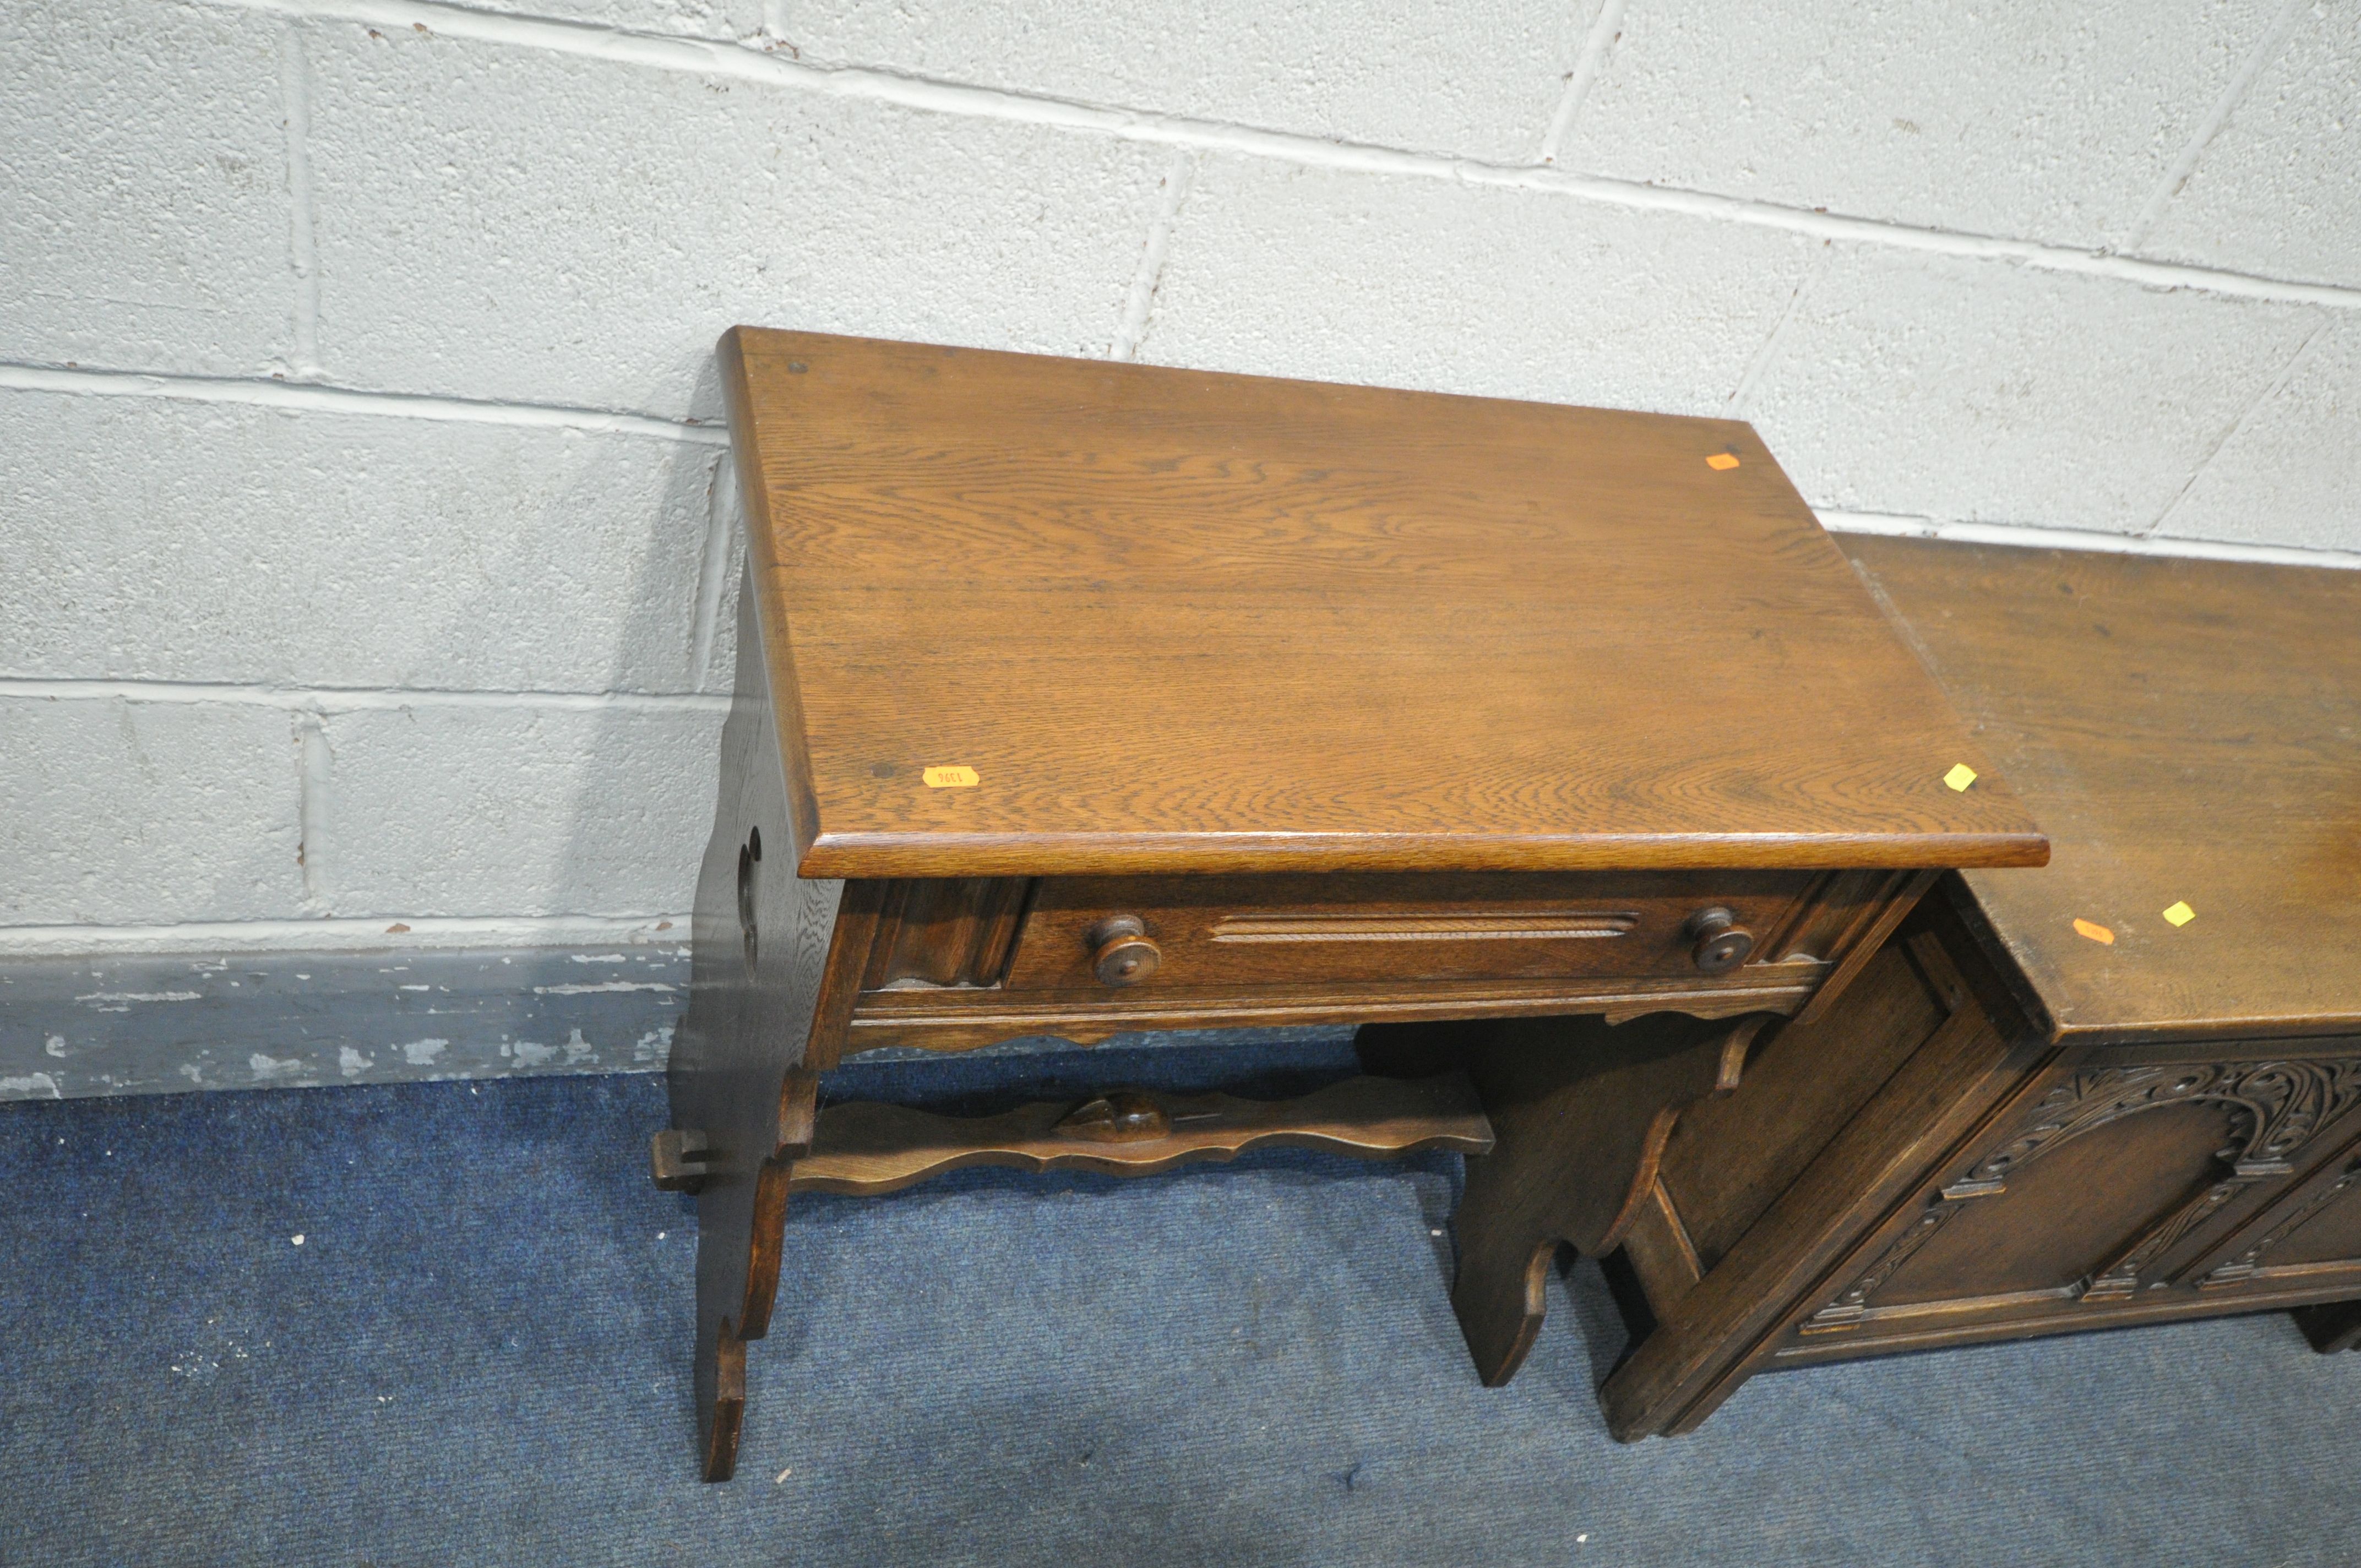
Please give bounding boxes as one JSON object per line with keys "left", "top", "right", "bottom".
{"left": 0, "top": 946, "right": 692, "bottom": 1099}
{"left": 0, "top": 946, "right": 1355, "bottom": 1101}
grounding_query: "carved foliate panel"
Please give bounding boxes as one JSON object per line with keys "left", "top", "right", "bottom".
{"left": 2200, "top": 1156, "right": 2361, "bottom": 1288}
{"left": 1804, "top": 1057, "right": 2361, "bottom": 1331}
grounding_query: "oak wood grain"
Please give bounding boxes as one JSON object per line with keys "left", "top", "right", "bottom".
{"left": 833, "top": 866, "right": 1950, "bottom": 1049}
{"left": 667, "top": 560, "right": 850, "bottom": 1482}
{"left": 1600, "top": 910, "right": 2038, "bottom": 1439}
{"left": 1357, "top": 1012, "right": 1770, "bottom": 1388}
{"left": 1612, "top": 894, "right": 2361, "bottom": 1439}
{"left": 721, "top": 328, "right": 2046, "bottom": 879}
{"left": 1592, "top": 536, "right": 2361, "bottom": 1434}
{"left": 787, "top": 1073, "right": 1493, "bottom": 1197}
{"left": 1000, "top": 871, "right": 1815, "bottom": 991}
{"left": 1843, "top": 536, "right": 2361, "bottom": 1043}
{"left": 841, "top": 971, "right": 1817, "bottom": 1052}
{"left": 1656, "top": 933, "right": 1956, "bottom": 1272}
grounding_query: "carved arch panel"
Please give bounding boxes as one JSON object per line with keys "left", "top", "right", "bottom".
{"left": 2198, "top": 1145, "right": 2361, "bottom": 1291}
{"left": 1803, "top": 1057, "right": 2361, "bottom": 1333}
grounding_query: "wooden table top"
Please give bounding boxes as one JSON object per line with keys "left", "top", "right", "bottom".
{"left": 1845, "top": 535, "right": 2361, "bottom": 1043}
{"left": 721, "top": 328, "right": 2046, "bottom": 880}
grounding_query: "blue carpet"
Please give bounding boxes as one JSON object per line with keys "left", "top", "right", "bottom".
{"left": 5, "top": 1043, "right": 2359, "bottom": 1566}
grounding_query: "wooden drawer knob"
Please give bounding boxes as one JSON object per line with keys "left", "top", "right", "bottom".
{"left": 1089, "top": 916, "right": 1162, "bottom": 987}
{"left": 1685, "top": 907, "right": 1755, "bottom": 974}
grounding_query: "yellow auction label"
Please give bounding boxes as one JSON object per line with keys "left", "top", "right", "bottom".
{"left": 2162, "top": 901, "right": 2195, "bottom": 927}
{"left": 922, "top": 765, "right": 980, "bottom": 788}
{"left": 1943, "top": 763, "right": 1978, "bottom": 792}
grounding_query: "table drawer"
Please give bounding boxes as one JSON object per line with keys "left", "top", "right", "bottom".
{"left": 836, "top": 868, "right": 1925, "bottom": 1058}
{"left": 1004, "top": 873, "right": 1814, "bottom": 993}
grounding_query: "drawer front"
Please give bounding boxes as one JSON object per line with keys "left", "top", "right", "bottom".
{"left": 1002, "top": 872, "right": 1815, "bottom": 994}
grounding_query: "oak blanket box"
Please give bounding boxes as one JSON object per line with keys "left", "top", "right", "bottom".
{"left": 1578, "top": 537, "right": 2361, "bottom": 1440}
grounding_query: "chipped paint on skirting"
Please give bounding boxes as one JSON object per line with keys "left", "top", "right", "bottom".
{"left": 0, "top": 947, "right": 689, "bottom": 1101}
{"left": 73, "top": 990, "right": 205, "bottom": 1011}
{"left": 0, "top": 948, "right": 1351, "bottom": 1102}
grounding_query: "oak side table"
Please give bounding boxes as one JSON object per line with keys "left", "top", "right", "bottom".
{"left": 1588, "top": 537, "right": 2361, "bottom": 1441}
{"left": 655, "top": 329, "right": 2047, "bottom": 1480}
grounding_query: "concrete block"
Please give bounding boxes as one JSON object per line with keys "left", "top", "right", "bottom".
{"left": 465, "top": 0, "right": 761, "bottom": 40}
{"left": 2159, "top": 315, "right": 2360, "bottom": 553}
{"left": 0, "top": 0, "right": 291, "bottom": 373}
{"left": 0, "top": 698, "right": 303, "bottom": 927}
{"left": 306, "top": 26, "right": 1169, "bottom": 417}
{"left": 2138, "top": 7, "right": 2361, "bottom": 290}
{"left": 0, "top": 388, "right": 721, "bottom": 692}
{"left": 781, "top": 0, "right": 1591, "bottom": 160}
{"left": 1743, "top": 248, "right": 2322, "bottom": 535}
{"left": 1554, "top": 0, "right": 2281, "bottom": 251}
{"left": 1141, "top": 157, "right": 1822, "bottom": 416}
{"left": 313, "top": 703, "right": 721, "bottom": 918}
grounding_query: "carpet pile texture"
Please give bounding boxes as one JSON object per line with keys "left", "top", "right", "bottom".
{"left": 5, "top": 1038, "right": 2357, "bottom": 1565}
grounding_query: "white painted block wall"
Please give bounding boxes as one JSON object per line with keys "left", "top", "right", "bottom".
{"left": 4, "top": 0, "right": 2358, "bottom": 955}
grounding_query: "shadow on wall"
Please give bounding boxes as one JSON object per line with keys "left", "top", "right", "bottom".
{"left": 308, "top": 357, "right": 739, "bottom": 937}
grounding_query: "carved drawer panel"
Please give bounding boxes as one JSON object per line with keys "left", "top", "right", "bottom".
{"left": 1003, "top": 873, "right": 1820, "bottom": 993}
{"left": 1783, "top": 1049, "right": 2361, "bottom": 1350}
{"left": 831, "top": 869, "right": 1928, "bottom": 1055}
